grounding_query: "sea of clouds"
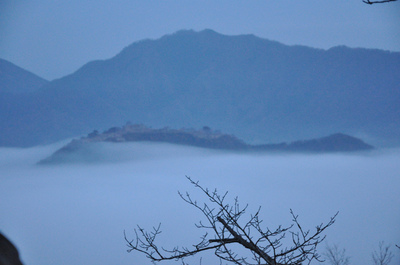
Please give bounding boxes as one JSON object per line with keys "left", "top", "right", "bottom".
{"left": 1, "top": 141, "right": 399, "bottom": 265}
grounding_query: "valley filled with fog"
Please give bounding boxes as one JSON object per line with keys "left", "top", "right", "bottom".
{"left": 1, "top": 142, "right": 399, "bottom": 265}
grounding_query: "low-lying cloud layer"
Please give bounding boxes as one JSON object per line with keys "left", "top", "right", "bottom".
{"left": 1, "top": 142, "right": 399, "bottom": 265}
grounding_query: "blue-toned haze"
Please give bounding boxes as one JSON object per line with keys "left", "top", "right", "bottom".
{"left": 0, "top": 1, "right": 399, "bottom": 265}
{"left": 0, "top": 144, "right": 399, "bottom": 265}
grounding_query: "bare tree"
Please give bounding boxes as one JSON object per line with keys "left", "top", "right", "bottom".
{"left": 372, "top": 241, "right": 394, "bottom": 265}
{"left": 363, "top": 0, "right": 397, "bottom": 4}
{"left": 125, "top": 176, "right": 338, "bottom": 265}
{"left": 323, "top": 244, "right": 350, "bottom": 265}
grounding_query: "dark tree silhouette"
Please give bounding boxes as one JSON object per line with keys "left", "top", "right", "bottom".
{"left": 0, "top": 233, "right": 24, "bottom": 265}
{"left": 363, "top": 0, "right": 397, "bottom": 4}
{"left": 125, "top": 177, "right": 338, "bottom": 265}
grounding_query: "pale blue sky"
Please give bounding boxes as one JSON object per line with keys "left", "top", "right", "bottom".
{"left": 1, "top": 0, "right": 399, "bottom": 80}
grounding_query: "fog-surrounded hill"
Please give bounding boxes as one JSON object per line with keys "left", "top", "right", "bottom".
{"left": 38, "top": 124, "right": 373, "bottom": 164}
{"left": 1, "top": 29, "right": 399, "bottom": 147}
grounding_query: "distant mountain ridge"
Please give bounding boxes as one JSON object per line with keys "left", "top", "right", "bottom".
{"left": 38, "top": 124, "right": 374, "bottom": 164}
{"left": 1, "top": 29, "right": 399, "bottom": 147}
{"left": 0, "top": 58, "right": 48, "bottom": 94}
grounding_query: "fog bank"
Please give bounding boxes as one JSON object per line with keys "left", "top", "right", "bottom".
{"left": 0, "top": 142, "right": 399, "bottom": 265}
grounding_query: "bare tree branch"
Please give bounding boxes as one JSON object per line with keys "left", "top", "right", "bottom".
{"left": 324, "top": 244, "right": 350, "bottom": 265}
{"left": 125, "top": 176, "right": 338, "bottom": 265}
{"left": 363, "top": 0, "right": 397, "bottom": 4}
{"left": 372, "top": 241, "right": 394, "bottom": 265}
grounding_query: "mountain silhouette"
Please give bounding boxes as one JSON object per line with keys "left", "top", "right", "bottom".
{"left": 1, "top": 29, "right": 399, "bottom": 147}
{"left": 0, "top": 58, "right": 48, "bottom": 95}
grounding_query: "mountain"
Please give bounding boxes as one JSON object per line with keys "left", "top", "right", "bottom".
{"left": 1, "top": 30, "right": 399, "bottom": 147}
{"left": 38, "top": 124, "right": 373, "bottom": 164}
{"left": 0, "top": 58, "right": 48, "bottom": 94}
{"left": 0, "top": 59, "right": 49, "bottom": 147}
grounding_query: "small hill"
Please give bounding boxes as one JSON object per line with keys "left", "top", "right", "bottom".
{"left": 253, "top": 133, "right": 374, "bottom": 152}
{"left": 38, "top": 125, "right": 374, "bottom": 164}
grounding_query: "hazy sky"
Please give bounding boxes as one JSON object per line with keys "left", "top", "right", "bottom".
{"left": 0, "top": 0, "right": 399, "bottom": 80}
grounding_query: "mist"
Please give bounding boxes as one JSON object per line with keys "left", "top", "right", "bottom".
{"left": 1, "top": 142, "right": 399, "bottom": 265}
